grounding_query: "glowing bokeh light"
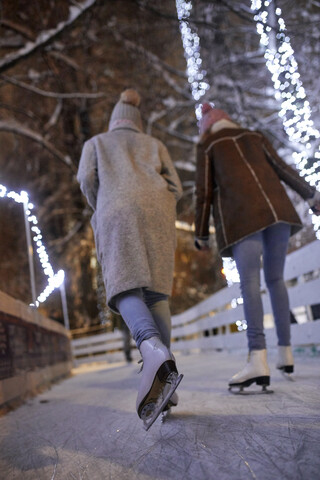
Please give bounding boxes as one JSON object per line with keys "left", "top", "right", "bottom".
{"left": 0, "top": 183, "right": 65, "bottom": 305}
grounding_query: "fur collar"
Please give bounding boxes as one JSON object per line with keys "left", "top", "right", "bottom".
{"left": 209, "top": 119, "right": 240, "bottom": 134}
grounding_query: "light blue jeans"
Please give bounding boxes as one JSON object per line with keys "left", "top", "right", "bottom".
{"left": 232, "top": 223, "right": 291, "bottom": 351}
{"left": 115, "top": 288, "right": 171, "bottom": 349}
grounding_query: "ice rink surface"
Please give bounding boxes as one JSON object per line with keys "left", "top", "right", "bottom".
{"left": 0, "top": 349, "right": 319, "bottom": 480}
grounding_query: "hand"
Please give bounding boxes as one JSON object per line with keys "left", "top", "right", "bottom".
{"left": 195, "top": 237, "right": 210, "bottom": 251}
{"left": 311, "top": 204, "right": 320, "bottom": 215}
{"left": 308, "top": 191, "right": 320, "bottom": 216}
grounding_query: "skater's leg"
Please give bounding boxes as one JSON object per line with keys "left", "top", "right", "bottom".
{"left": 143, "top": 289, "right": 178, "bottom": 410}
{"left": 262, "top": 223, "right": 294, "bottom": 373}
{"left": 137, "top": 336, "right": 183, "bottom": 429}
{"left": 262, "top": 223, "right": 291, "bottom": 346}
{"left": 228, "top": 349, "right": 271, "bottom": 391}
{"left": 143, "top": 290, "right": 171, "bottom": 348}
{"left": 232, "top": 232, "right": 265, "bottom": 351}
{"left": 115, "top": 289, "right": 182, "bottom": 429}
{"left": 115, "top": 289, "right": 160, "bottom": 349}
{"left": 122, "top": 323, "right": 132, "bottom": 362}
{"left": 229, "top": 233, "right": 271, "bottom": 390}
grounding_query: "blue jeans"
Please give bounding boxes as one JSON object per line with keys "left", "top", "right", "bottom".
{"left": 232, "top": 223, "right": 291, "bottom": 351}
{"left": 115, "top": 289, "right": 171, "bottom": 349}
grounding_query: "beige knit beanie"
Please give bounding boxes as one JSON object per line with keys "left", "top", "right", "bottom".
{"left": 109, "top": 89, "right": 143, "bottom": 131}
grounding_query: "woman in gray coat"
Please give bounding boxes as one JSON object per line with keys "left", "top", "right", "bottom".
{"left": 77, "top": 89, "right": 183, "bottom": 429}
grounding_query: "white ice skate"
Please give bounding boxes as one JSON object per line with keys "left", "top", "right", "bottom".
{"left": 276, "top": 346, "right": 294, "bottom": 381}
{"left": 137, "top": 337, "right": 183, "bottom": 431}
{"left": 228, "top": 349, "right": 273, "bottom": 394}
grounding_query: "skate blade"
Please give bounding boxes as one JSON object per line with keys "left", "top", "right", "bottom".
{"left": 229, "top": 385, "right": 274, "bottom": 395}
{"left": 161, "top": 407, "right": 171, "bottom": 423}
{"left": 142, "top": 373, "right": 183, "bottom": 431}
{"left": 281, "top": 371, "right": 295, "bottom": 382}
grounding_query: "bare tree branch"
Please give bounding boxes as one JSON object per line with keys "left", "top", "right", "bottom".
{"left": 48, "top": 50, "right": 81, "bottom": 71}
{"left": 44, "top": 100, "right": 63, "bottom": 131}
{"left": 0, "top": 103, "right": 36, "bottom": 120}
{"left": 218, "top": 0, "right": 254, "bottom": 23}
{"left": 0, "top": 37, "right": 25, "bottom": 48}
{"left": 0, "top": 74, "right": 106, "bottom": 99}
{"left": 109, "top": 28, "right": 190, "bottom": 99}
{"left": 0, "top": 0, "right": 97, "bottom": 74}
{"left": 49, "top": 221, "right": 83, "bottom": 248}
{"left": 0, "top": 19, "right": 35, "bottom": 41}
{"left": 153, "top": 121, "right": 196, "bottom": 144}
{"left": 0, "top": 120, "right": 76, "bottom": 171}
{"left": 133, "top": 0, "right": 227, "bottom": 31}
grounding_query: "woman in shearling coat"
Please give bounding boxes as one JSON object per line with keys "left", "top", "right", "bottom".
{"left": 77, "top": 89, "right": 183, "bottom": 429}
{"left": 195, "top": 103, "right": 320, "bottom": 392}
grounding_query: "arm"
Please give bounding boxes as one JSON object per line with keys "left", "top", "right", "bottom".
{"left": 194, "top": 142, "right": 213, "bottom": 247}
{"left": 261, "top": 134, "right": 316, "bottom": 200}
{"left": 77, "top": 140, "right": 99, "bottom": 211}
{"left": 159, "top": 142, "right": 183, "bottom": 202}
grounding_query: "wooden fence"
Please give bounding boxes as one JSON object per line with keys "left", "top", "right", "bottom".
{"left": 71, "top": 240, "right": 320, "bottom": 365}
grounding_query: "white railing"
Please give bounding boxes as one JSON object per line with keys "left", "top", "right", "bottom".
{"left": 72, "top": 330, "right": 130, "bottom": 365}
{"left": 171, "top": 239, "right": 320, "bottom": 352}
{"left": 71, "top": 240, "right": 320, "bottom": 364}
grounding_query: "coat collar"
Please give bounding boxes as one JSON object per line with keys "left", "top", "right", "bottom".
{"left": 209, "top": 118, "right": 240, "bottom": 134}
{"left": 198, "top": 124, "right": 250, "bottom": 147}
{"left": 111, "top": 126, "right": 141, "bottom": 133}
{"left": 109, "top": 118, "right": 142, "bottom": 133}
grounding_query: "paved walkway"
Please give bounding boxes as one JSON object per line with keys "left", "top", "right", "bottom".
{"left": 0, "top": 349, "right": 319, "bottom": 480}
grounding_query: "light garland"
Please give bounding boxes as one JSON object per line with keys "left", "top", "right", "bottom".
{"left": 176, "top": 0, "right": 238, "bottom": 284}
{"left": 251, "top": 0, "right": 320, "bottom": 238}
{"left": 176, "top": 0, "right": 210, "bottom": 117}
{"left": 0, "top": 183, "right": 65, "bottom": 306}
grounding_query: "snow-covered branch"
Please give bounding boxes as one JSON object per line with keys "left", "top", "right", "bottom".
{"left": 0, "top": 120, "right": 76, "bottom": 171}
{"left": 0, "top": 0, "right": 97, "bottom": 73}
{"left": 1, "top": 74, "right": 106, "bottom": 99}
{"left": 44, "top": 101, "right": 63, "bottom": 131}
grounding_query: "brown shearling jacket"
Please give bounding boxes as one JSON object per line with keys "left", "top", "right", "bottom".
{"left": 195, "top": 127, "right": 315, "bottom": 257}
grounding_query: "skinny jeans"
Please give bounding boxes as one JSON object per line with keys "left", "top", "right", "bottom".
{"left": 115, "top": 288, "right": 171, "bottom": 349}
{"left": 232, "top": 222, "right": 291, "bottom": 351}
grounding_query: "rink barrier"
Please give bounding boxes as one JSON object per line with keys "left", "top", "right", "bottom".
{"left": 171, "top": 239, "right": 320, "bottom": 353}
{"left": 71, "top": 329, "right": 138, "bottom": 366}
{"left": 71, "top": 240, "right": 320, "bottom": 365}
{"left": 0, "top": 291, "right": 72, "bottom": 409}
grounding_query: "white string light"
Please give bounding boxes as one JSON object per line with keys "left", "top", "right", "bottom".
{"left": 176, "top": 0, "right": 210, "bottom": 118}
{"left": 251, "top": 0, "right": 320, "bottom": 238}
{"left": 176, "top": 0, "right": 238, "bottom": 284}
{"left": 0, "top": 183, "right": 65, "bottom": 306}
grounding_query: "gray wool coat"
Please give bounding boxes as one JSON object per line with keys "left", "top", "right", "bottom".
{"left": 77, "top": 126, "right": 182, "bottom": 310}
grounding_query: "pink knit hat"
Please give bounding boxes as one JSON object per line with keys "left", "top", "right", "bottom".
{"left": 199, "top": 103, "right": 231, "bottom": 135}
